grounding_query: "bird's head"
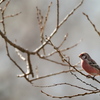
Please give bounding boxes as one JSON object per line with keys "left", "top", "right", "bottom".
{"left": 79, "top": 52, "right": 90, "bottom": 60}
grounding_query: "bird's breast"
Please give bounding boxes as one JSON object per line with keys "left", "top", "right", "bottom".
{"left": 81, "top": 60, "right": 100, "bottom": 75}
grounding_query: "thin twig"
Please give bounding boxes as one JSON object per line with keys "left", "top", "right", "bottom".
{"left": 27, "top": 53, "right": 34, "bottom": 77}
{"left": 64, "top": 58, "right": 100, "bottom": 84}
{"left": 0, "top": 0, "right": 84, "bottom": 53}
{"left": 3, "top": 0, "right": 10, "bottom": 12}
{"left": 0, "top": 30, "right": 36, "bottom": 54}
{"left": 34, "top": 82, "right": 95, "bottom": 91}
{"left": 58, "top": 33, "right": 68, "bottom": 48}
{"left": 70, "top": 70, "right": 99, "bottom": 90}
{"left": 15, "top": 48, "right": 26, "bottom": 61}
{"left": 41, "top": 90, "right": 100, "bottom": 99}
{"left": 43, "top": 58, "right": 69, "bottom": 66}
{"left": 57, "top": 0, "right": 59, "bottom": 28}
{"left": 44, "top": 39, "right": 81, "bottom": 58}
{"left": 58, "top": 0, "right": 84, "bottom": 28}
{"left": 36, "top": 2, "right": 52, "bottom": 55}
{"left": 43, "top": 2, "right": 52, "bottom": 32}
{"left": 34, "top": 0, "right": 84, "bottom": 53}
{"left": 30, "top": 70, "right": 76, "bottom": 82}
{"left": 4, "top": 12, "right": 21, "bottom": 18}
{"left": 5, "top": 42, "right": 31, "bottom": 83}
{"left": 83, "top": 12, "right": 100, "bottom": 36}
{"left": 0, "top": 0, "right": 10, "bottom": 34}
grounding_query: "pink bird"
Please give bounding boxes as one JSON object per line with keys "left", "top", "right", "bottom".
{"left": 79, "top": 52, "right": 100, "bottom": 76}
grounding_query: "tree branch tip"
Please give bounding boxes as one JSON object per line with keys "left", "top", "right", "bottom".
{"left": 82, "top": 12, "right": 87, "bottom": 16}
{"left": 82, "top": 12, "right": 85, "bottom": 14}
{"left": 64, "top": 34, "right": 68, "bottom": 39}
{"left": 17, "top": 75, "right": 24, "bottom": 78}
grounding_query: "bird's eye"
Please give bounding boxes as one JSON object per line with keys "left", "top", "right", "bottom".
{"left": 82, "top": 55, "right": 87, "bottom": 59}
{"left": 80, "top": 54, "right": 87, "bottom": 59}
{"left": 81, "top": 54, "right": 84, "bottom": 56}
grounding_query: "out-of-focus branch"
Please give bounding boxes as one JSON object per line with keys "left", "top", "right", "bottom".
{"left": 0, "top": 0, "right": 6, "bottom": 4}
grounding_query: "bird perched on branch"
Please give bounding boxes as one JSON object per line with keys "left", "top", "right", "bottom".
{"left": 79, "top": 52, "right": 100, "bottom": 76}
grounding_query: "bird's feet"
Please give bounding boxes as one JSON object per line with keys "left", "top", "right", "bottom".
{"left": 86, "top": 75, "right": 95, "bottom": 79}
{"left": 86, "top": 75, "right": 92, "bottom": 78}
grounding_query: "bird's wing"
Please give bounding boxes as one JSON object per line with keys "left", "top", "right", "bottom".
{"left": 90, "top": 59, "right": 97, "bottom": 64}
{"left": 90, "top": 64, "right": 100, "bottom": 70}
{"left": 88, "top": 60, "right": 100, "bottom": 70}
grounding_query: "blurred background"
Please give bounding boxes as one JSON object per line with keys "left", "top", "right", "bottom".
{"left": 0, "top": 0, "right": 100, "bottom": 100}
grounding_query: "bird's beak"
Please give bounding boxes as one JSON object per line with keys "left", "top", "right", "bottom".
{"left": 79, "top": 54, "right": 81, "bottom": 58}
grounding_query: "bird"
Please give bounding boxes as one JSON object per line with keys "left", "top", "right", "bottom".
{"left": 79, "top": 52, "right": 100, "bottom": 76}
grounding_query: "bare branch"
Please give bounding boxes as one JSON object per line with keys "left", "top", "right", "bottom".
{"left": 4, "top": 12, "right": 21, "bottom": 18}
{"left": 27, "top": 53, "right": 34, "bottom": 77}
{"left": 58, "top": 0, "right": 84, "bottom": 28}
{"left": 83, "top": 12, "right": 100, "bottom": 36}
{"left": 1, "top": 0, "right": 99, "bottom": 99}
{"left": 5, "top": 41, "right": 32, "bottom": 83}
{"left": 34, "top": 0, "right": 84, "bottom": 53}
{"left": 0, "top": 0, "right": 6, "bottom": 4}
{"left": 0, "top": 30, "right": 36, "bottom": 54}
{"left": 58, "top": 33, "right": 68, "bottom": 48}
{"left": 41, "top": 90, "right": 100, "bottom": 99}
{"left": 64, "top": 58, "right": 100, "bottom": 84}
{"left": 43, "top": 2, "right": 52, "bottom": 32}
{"left": 43, "top": 39, "right": 81, "bottom": 58}
{"left": 15, "top": 49, "right": 34, "bottom": 78}
{"left": 15, "top": 48, "right": 26, "bottom": 61}
{"left": 70, "top": 70, "right": 99, "bottom": 90}
{"left": 30, "top": 69, "right": 76, "bottom": 82}
{"left": 57, "top": 0, "right": 59, "bottom": 28}
{"left": 36, "top": 2, "right": 52, "bottom": 55}
{"left": 34, "top": 82, "right": 95, "bottom": 91}
{"left": 0, "top": 0, "right": 10, "bottom": 34}
{"left": 42, "top": 58, "right": 68, "bottom": 66}
{"left": 2, "top": 0, "right": 10, "bottom": 12}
